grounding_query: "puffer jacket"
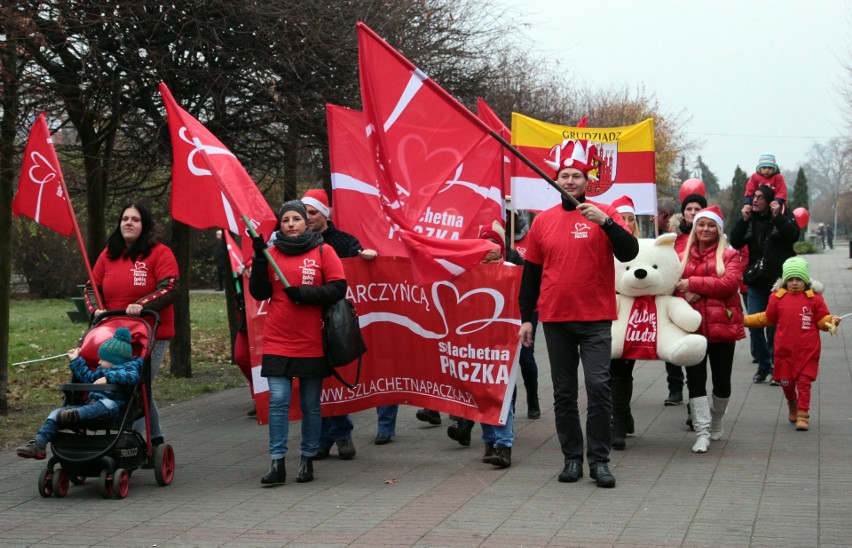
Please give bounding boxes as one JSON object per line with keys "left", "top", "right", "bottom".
{"left": 679, "top": 243, "right": 746, "bottom": 343}
{"left": 729, "top": 209, "right": 799, "bottom": 291}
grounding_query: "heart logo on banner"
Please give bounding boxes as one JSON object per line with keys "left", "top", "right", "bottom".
{"left": 358, "top": 278, "right": 520, "bottom": 339}
{"left": 432, "top": 281, "right": 519, "bottom": 335}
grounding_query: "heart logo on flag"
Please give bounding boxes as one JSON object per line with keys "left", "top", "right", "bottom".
{"left": 28, "top": 151, "right": 58, "bottom": 186}
{"left": 397, "top": 134, "right": 465, "bottom": 206}
{"left": 432, "top": 281, "right": 518, "bottom": 336}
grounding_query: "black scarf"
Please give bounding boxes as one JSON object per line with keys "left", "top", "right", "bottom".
{"left": 679, "top": 218, "right": 692, "bottom": 235}
{"left": 272, "top": 229, "right": 323, "bottom": 255}
{"left": 561, "top": 193, "right": 586, "bottom": 211}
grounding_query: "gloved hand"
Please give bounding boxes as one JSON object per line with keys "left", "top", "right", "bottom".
{"left": 251, "top": 234, "right": 268, "bottom": 255}
{"left": 283, "top": 286, "right": 301, "bottom": 303}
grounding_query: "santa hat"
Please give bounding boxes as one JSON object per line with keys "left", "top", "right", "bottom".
{"left": 543, "top": 117, "right": 602, "bottom": 179}
{"left": 692, "top": 206, "right": 724, "bottom": 232}
{"left": 301, "top": 188, "right": 330, "bottom": 218}
{"left": 478, "top": 220, "right": 505, "bottom": 247}
{"left": 611, "top": 195, "right": 635, "bottom": 216}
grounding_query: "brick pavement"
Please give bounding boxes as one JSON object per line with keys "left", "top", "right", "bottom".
{"left": 1, "top": 245, "right": 851, "bottom": 547}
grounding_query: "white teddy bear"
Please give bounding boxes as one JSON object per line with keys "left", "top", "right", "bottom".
{"left": 611, "top": 233, "right": 706, "bottom": 366}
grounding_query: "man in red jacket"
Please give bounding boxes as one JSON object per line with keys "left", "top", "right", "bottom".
{"left": 518, "top": 129, "right": 638, "bottom": 488}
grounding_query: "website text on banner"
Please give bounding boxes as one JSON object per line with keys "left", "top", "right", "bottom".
{"left": 251, "top": 257, "right": 522, "bottom": 426}
{"left": 328, "top": 104, "right": 505, "bottom": 256}
{"left": 511, "top": 114, "right": 656, "bottom": 214}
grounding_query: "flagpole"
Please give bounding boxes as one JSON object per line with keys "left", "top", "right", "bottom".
{"left": 196, "top": 148, "right": 290, "bottom": 287}
{"left": 486, "top": 129, "right": 579, "bottom": 207}
{"left": 358, "top": 22, "right": 580, "bottom": 208}
{"left": 63, "top": 186, "right": 104, "bottom": 309}
{"left": 52, "top": 140, "right": 104, "bottom": 310}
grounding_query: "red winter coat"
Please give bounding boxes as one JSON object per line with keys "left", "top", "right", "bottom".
{"left": 744, "top": 288, "right": 832, "bottom": 381}
{"left": 678, "top": 243, "right": 746, "bottom": 343}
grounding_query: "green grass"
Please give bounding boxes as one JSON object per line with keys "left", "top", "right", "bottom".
{"left": 2, "top": 292, "right": 247, "bottom": 448}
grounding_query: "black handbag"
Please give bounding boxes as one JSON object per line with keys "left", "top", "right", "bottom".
{"left": 322, "top": 298, "right": 366, "bottom": 389}
{"left": 743, "top": 257, "right": 768, "bottom": 286}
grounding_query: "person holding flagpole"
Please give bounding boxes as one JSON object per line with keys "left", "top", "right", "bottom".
{"left": 300, "top": 188, "right": 386, "bottom": 454}
{"left": 249, "top": 199, "right": 347, "bottom": 486}
{"left": 85, "top": 204, "right": 179, "bottom": 451}
{"left": 518, "top": 123, "right": 638, "bottom": 488}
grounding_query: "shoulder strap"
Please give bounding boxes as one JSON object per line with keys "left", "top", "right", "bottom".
{"left": 331, "top": 357, "right": 361, "bottom": 390}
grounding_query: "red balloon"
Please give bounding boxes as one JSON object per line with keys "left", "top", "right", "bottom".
{"left": 793, "top": 207, "right": 810, "bottom": 229}
{"left": 679, "top": 178, "right": 706, "bottom": 203}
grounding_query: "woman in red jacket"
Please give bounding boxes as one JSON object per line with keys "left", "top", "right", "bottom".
{"left": 674, "top": 206, "right": 746, "bottom": 453}
{"left": 249, "top": 200, "right": 346, "bottom": 487}
{"left": 85, "top": 204, "right": 179, "bottom": 448}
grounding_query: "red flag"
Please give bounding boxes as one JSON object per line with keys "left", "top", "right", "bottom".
{"left": 12, "top": 113, "right": 74, "bottom": 236}
{"left": 329, "top": 104, "right": 505, "bottom": 258}
{"left": 357, "top": 23, "right": 498, "bottom": 282}
{"left": 159, "top": 83, "right": 277, "bottom": 239}
{"left": 223, "top": 231, "right": 245, "bottom": 274}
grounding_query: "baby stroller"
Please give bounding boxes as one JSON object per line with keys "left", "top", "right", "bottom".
{"left": 36, "top": 310, "right": 175, "bottom": 499}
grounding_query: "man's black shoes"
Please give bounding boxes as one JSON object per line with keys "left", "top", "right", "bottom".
{"left": 590, "top": 464, "right": 616, "bottom": 488}
{"left": 558, "top": 460, "right": 583, "bottom": 483}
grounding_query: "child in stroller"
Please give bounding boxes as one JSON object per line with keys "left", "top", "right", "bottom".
{"left": 17, "top": 311, "right": 175, "bottom": 498}
{"left": 17, "top": 327, "right": 141, "bottom": 460}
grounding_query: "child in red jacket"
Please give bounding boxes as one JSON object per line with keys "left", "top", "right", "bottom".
{"left": 744, "top": 257, "right": 840, "bottom": 431}
{"left": 744, "top": 152, "right": 787, "bottom": 210}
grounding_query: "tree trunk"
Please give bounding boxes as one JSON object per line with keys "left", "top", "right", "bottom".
{"left": 82, "top": 143, "right": 107, "bottom": 261}
{"left": 0, "top": 22, "right": 22, "bottom": 416}
{"left": 169, "top": 220, "right": 192, "bottom": 377}
{"left": 283, "top": 122, "right": 300, "bottom": 202}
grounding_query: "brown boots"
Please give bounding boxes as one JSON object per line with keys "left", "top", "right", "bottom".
{"left": 787, "top": 400, "right": 798, "bottom": 423}
{"left": 796, "top": 411, "right": 810, "bottom": 431}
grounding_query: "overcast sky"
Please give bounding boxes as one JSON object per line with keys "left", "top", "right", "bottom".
{"left": 502, "top": 0, "right": 850, "bottom": 186}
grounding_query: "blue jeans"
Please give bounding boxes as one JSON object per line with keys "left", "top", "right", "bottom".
{"left": 319, "top": 414, "right": 354, "bottom": 448}
{"left": 376, "top": 405, "right": 398, "bottom": 436}
{"left": 267, "top": 376, "right": 323, "bottom": 460}
{"left": 747, "top": 286, "right": 775, "bottom": 373}
{"left": 133, "top": 339, "right": 168, "bottom": 440}
{"left": 481, "top": 404, "right": 514, "bottom": 448}
{"left": 37, "top": 401, "right": 118, "bottom": 444}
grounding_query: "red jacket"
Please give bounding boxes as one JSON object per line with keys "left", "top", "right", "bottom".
{"left": 679, "top": 243, "right": 746, "bottom": 343}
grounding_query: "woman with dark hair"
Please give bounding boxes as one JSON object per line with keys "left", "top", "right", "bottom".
{"left": 249, "top": 200, "right": 347, "bottom": 486}
{"left": 675, "top": 206, "right": 745, "bottom": 453}
{"left": 84, "top": 204, "right": 179, "bottom": 447}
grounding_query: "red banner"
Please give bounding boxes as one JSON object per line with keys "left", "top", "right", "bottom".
{"left": 356, "top": 23, "right": 501, "bottom": 282}
{"left": 249, "top": 257, "right": 522, "bottom": 425}
{"left": 12, "top": 113, "right": 74, "bottom": 236}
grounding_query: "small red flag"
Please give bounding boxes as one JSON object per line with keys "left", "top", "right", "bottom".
{"left": 12, "top": 113, "right": 75, "bottom": 236}
{"left": 159, "top": 83, "right": 277, "bottom": 239}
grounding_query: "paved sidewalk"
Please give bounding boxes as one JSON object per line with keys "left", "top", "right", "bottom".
{"left": 1, "top": 246, "right": 851, "bottom": 547}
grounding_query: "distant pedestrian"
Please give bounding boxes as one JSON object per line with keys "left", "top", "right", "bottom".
{"left": 744, "top": 257, "right": 841, "bottom": 431}
{"left": 826, "top": 224, "right": 834, "bottom": 249}
{"left": 215, "top": 230, "right": 227, "bottom": 291}
{"left": 817, "top": 223, "right": 826, "bottom": 249}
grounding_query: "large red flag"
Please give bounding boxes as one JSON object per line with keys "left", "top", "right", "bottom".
{"left": 328, "top": 104, "right": 504, "bottom": 256}
{"left": 12, "top": 113, "right": 74, "bottom": 236}
{"left": 159, "top": 83, "right": 277, "bottom": 238}
{"left": 357, "top": 23, "right": 498, "bottom": 282}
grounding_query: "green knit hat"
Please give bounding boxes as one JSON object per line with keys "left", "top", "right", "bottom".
{"left": 98, "top": 327, "right": 133, "bottom": 365}
{"left": 782, "top": 257, "right": 810, "bottom": 285}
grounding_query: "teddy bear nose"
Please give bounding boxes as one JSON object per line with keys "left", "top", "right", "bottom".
{"left": 634, "top": 269, "right": 648, "bottom": 279}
